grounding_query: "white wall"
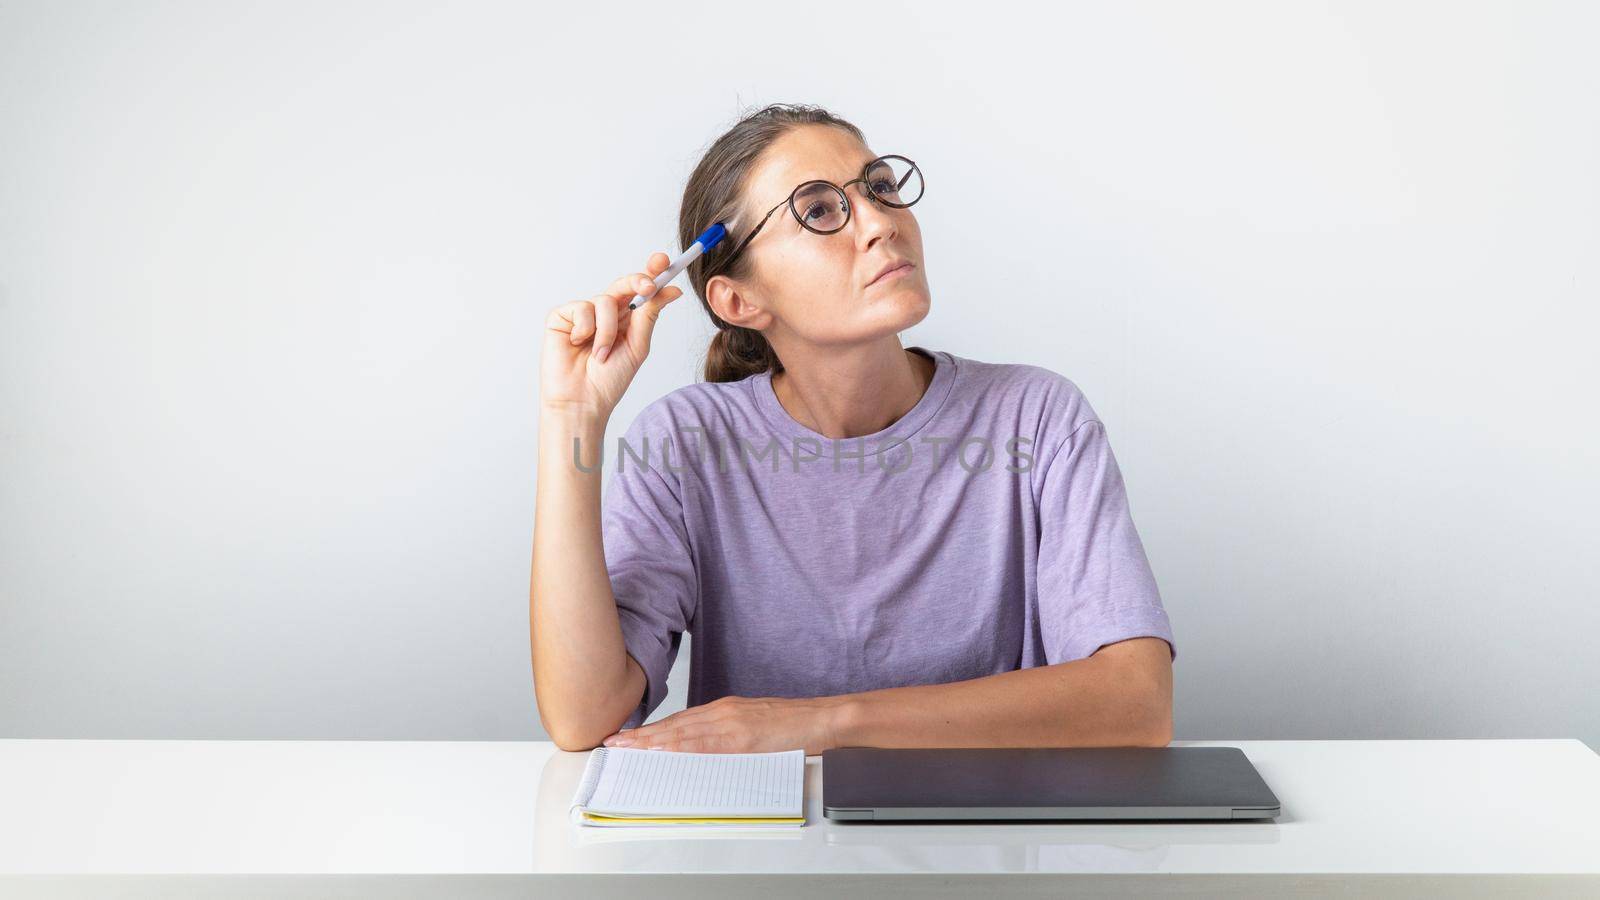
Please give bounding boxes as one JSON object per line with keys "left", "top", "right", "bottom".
{"left": 2, "top": 0, "right": 1595, "bottom": 745}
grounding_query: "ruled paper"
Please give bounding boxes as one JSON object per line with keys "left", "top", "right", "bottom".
{"left": 572, "top": 747, "right": 805, "bottom": 818}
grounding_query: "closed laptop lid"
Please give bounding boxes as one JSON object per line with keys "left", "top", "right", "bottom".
{"left": 822, "top": 746, "right": 1281, "bottom": 821}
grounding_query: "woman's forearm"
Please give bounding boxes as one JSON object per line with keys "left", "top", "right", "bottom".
{"left": 828, "top": 638, "right": 1173, "bottom": 750}
{"left": 530, "top": 403, "right": 643, "bottom": 749}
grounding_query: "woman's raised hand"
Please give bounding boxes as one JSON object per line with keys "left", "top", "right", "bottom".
{"left": 541, "top": 252, "right": 685, "bottom": 418}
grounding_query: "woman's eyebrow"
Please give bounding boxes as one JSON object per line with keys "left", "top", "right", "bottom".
{"left": 795, "top": 159, "right": 878, "bottom": 186}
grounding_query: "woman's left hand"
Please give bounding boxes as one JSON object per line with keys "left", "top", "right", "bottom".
{"left": 601, "top": 695, "right": 847, "bottom": 755}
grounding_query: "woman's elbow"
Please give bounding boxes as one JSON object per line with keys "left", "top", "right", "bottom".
{"left": 547, "top": 727, "right": 602, "bottom": 753}
{"left": 1133, "top": 684, "right": 1174, "bottom": 746}
{"left": 1136, "top": 711, "right": 1174, "bottom": 747}
{"left": 1090, "top": 637, "right": 1173, "bottom": 747}
{"left": 538, "top": 704, "right": 613, "bottom": 752}
{"left": 545, "top": 717, "right": 611, "bottom": 752}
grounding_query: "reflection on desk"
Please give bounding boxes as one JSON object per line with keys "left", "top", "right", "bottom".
{"left": 1, "top": 737, "right": 1595, "bottom": 894}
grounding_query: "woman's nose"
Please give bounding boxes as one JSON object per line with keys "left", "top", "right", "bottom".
{"left": 848, "top": 185, "right": 898, "bottom": 238}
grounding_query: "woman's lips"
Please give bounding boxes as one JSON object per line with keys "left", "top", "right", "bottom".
{"left": 869, "top": 262, "right": 914, "bottom": 286}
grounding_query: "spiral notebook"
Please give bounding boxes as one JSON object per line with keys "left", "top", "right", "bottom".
{"left": 568, "top": 746, "right": 806, "bottom": 827}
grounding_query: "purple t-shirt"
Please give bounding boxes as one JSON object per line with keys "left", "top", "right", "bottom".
{"left": 600, "top": 346, "right": 1175, "bottom": 730}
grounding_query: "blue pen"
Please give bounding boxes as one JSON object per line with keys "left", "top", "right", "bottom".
{"left": 623, "top": 223, "right": 728, "bottom": 313}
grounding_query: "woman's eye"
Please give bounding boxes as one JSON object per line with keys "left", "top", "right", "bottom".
{"left": 803, "top": 202, "right": 829, "bottom": 221}
{"left": 870, "top": 176, "right": 908, "bottom": 197}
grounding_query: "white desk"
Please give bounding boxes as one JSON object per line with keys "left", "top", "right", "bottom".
{"left": 1, "top": 739, "right": 1595, "bottom": 897}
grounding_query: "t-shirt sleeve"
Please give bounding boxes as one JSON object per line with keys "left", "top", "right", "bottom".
{"left": 1033, "top": 417, "right": 1176, "bottom": 663}
{"left": 600, "top": 408, "right": 699, "bottom": 730}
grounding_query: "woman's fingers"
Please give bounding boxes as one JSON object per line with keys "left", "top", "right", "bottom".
{"left": 568, "top": 302, "right": 595, "bottom": 345}
{"left": 636, "top": 285, "right": 682, "bottom": 317}
{"left": 591, "top": 254, "right": 678, "bottom": 363}
{"left": 597, "top": 272, "right": 657, "bottom": 361}
{"left": 623, "top": 284, "right": 683, "bottom": 361}
{"left": 604, "top": 270, "right": 659, "bottom": 304}
{"left": 606, "top": 252, "right": 675, "bottom": 305}
{"left": 590, "top": 292, "right": 620, "bottom": 363}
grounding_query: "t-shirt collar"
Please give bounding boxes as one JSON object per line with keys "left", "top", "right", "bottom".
{"left": 746, "top": 345, "right": 958, "bottom": 457}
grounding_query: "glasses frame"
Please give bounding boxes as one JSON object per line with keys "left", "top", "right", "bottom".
{"left": 709, "top": 154, "right": 924, "bottom": 277}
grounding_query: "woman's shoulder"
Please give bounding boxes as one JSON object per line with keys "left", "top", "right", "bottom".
{"left": 938, "top": 350, "right": 1113, "bottom": 485}
{"left": 616, "top": 376, "right": 756, "bottom": 441}
{"left": 942, "top": 350, "right": 1101, "bottom": 433}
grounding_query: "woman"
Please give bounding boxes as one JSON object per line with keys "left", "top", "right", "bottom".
{"left": 532, "top": 103, "right": 1175, "bottom": 754}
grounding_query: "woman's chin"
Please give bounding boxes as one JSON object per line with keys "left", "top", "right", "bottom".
{"left": 838, "top": 285, "right": 929, "bottom": 336}
{"left": 887, "top": 288, "right": 930, "bottom": 329}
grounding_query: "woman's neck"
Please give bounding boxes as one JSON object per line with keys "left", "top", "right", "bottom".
{"left": 769, "top": 340, "right": 935, "bottom": 440}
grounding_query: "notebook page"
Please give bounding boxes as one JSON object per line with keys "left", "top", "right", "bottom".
{"left": 572, "top": 747, "right": 804, "bottom": 818}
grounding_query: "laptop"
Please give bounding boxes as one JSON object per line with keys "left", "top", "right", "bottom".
{"left": 822, "top": 746, "right": 1281, "bottom": 821}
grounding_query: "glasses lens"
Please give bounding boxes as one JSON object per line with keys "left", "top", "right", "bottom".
{"left": 792, "top": 181, "right": 849, "bottom": 233}
{"left": 865, "top": 156, "right": 923, "bottom": 208}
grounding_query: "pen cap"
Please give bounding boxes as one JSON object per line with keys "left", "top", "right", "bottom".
{"left": 693, "top": 223, "right": 727, "bottom": 252}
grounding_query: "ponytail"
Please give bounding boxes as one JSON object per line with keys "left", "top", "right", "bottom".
{"left": 703, "top": 323, "right": 783, "bottom": 383}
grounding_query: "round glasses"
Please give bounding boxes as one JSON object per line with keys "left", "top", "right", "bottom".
{"left": 710, "top": 154, "right": 924, "bottom": 276}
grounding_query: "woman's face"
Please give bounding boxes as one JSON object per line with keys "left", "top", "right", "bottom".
{"left": 710, "top": 125, "right": 929, "bottom": 345}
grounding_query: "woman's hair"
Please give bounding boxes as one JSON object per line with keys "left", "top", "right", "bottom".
{"left": 679, "top": 102, "right": 867, "bottom": 383}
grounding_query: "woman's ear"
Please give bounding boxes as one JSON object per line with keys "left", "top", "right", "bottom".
{"left": 706, "top": 274, "right": 768, "bottom": 330}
